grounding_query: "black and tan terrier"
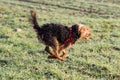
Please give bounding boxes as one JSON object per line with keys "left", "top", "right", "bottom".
{"left": 30, "top": 10, "right": 92, "bottom": 61}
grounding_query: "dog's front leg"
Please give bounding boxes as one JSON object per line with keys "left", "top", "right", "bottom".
{"left": 62, "top": 50, "right": 67, "bottom": 60}
{"left": 53, "top": 48, "right": 65, "bottom": 61}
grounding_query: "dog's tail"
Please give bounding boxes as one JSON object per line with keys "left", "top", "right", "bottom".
{"left": 30, "top": 10, "right": 41, "bottom": 31}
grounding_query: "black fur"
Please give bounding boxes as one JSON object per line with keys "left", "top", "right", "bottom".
{"left": 34, "top": 23, "right": 80, "bottom": 45}
{"left": 71, "top": 24, "right": 81, "bottom": 42}
{"left": 31, "top": 11, "right": 80, "bottom": 46}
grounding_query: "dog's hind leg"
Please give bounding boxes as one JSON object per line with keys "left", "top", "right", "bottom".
{"left": 45, "top": 46, "right": 53, "bottom": 56}
{"left": 51, "top": 37, "right": 65, "bottom": 61}
{"left": 45, "top": 46, "right": 58, "bottom": 59}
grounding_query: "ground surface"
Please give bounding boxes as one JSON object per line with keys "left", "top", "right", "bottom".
{"left": 0, "top": 0, "right": 120, "bottom": 80}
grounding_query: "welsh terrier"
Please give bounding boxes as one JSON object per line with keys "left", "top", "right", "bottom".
{"left": 30, "top": 10, "right": 92, "bottom": 61}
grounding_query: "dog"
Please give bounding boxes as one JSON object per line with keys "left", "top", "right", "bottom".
{"left": 30, "top": 10, "right": 92, "bottom": 61}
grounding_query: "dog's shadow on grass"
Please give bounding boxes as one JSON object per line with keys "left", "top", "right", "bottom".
{"left": 113, "top": 47, "right": 120, "bottom": 51}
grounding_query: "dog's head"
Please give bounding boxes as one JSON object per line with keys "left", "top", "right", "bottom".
{"left": 74, "top": 23, "right": 92, "bottom": 40}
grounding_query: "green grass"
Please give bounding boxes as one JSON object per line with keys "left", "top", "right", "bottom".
{"left": 0, "top": 0, "right": 120, "bottom": 80}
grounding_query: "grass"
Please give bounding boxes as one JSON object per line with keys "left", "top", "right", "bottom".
{"left": 0, "top": 0, "right": 120, "bottom": 80}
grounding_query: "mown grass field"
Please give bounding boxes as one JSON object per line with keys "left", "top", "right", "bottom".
{"left": 0, "top": 0, "right": 120, "bottom": 80}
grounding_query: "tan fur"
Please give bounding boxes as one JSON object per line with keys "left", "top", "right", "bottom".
{"left": 46, "top": 24, "right": 92, "bottom": 61}
{"left": 77, "top": 23, "right": 92, "bottom": 40}
{"left": 30, "top": 11, "right": 92, "bottom": 61}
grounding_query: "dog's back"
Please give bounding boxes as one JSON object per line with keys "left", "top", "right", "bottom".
{"left": 30, "top": 11, "right": 70, "bottom": 44}
{"left": 40, "top": 23, "right": 70, "bottom": 43}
